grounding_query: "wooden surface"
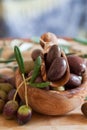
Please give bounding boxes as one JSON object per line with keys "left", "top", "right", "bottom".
{"left": 0, "top": 39, "right": 87, "bottom": 130}
{"left": 0, "top": 107, "right": 87, "bottom": 130}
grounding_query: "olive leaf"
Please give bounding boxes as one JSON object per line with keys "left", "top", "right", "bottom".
{"left": 73, "top": 38, "right": 87, "bottom": 45}
{"left": 0, "top": 48, "right": 3, "bottom": 56}
{"left": 30, "top": 56, "right": 42, "bottom": 83}
{"left": 14, "top": 46, "right": 25, "bottom": 74}
{"left": 0, "top": 59, "right": 16, "bottom": 63}
{"left": 29, "top": 82, "right": 50, "bottom": 88}
{"left": 14, "top": 46, "right": 29, "bottom": 106}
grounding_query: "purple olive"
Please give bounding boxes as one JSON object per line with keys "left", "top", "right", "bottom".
{"left": 17, "top": 105, "right": 32, "bottom": 125}
{"left": 3, "top": 100, "right": 19, "bottom": 119}
{"left": 46, "top": 45, "right": 61, "bottom": 68}
{"left": 47, "top": 57, "right": 67, "bottom": 81}
{"left": 0, "top": 99, "right": 5, "bottom": 113}
{"left": 67, "top": 55, "right": 86, "bottom": 76}
{"left": 35, "top": 76, "right": 43, "bottom": 83}
{"left": 81, "top": 102, "right": 87, "bottom": 117}
{"left": 31, "top": 49, "right": 43, "bottom": 61}
{"left": 7, "top": 89, "right": 20, "bottom": 102}
{"left": 65, "top": 73, "right": 82, "bottom": 90}
{"left": 28, "top": 70, "right": 33, "bottom": 77}
{"left": 0, "top": 75, "right": 15, "bottom": 87}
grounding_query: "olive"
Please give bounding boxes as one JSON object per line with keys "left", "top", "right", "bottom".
{"left": 28, "top": 71, "right": 43, "bottom": 83}
{"left": 31, "top": 49, "right": 43, "bottom": 61}
{"left": 7, "top": 89, "right": 16, "bottom": 101}
{"left": 53, "top": 86, "right": 65, "bottom": 91}
{"left": 0, "top": 90, "right": 7, "bottom": 101}
{"left": 35, "top": 76, "right": 43, "bottom": 83}
{"left": 81, "top": 102, "right": 87, "bottom": 117}
{"left": 24, "top": 60, "right": 34, "bottom": 74}
{"left": 67, "top": 55, "right": 86, "bottom": 76}
{"left": 34, "top": 76, "right": 50, "bottom": 90}
{"left": 17, "top": 105, "right": 32, "bottom": 125}
{"left": 65, "top": 73, "right": 82, "bottom": 90}
{"left": 28, "top": 71, "right": 50, "bottom": 90}
{"left": 47, "top": 57, "right": 67, "bottom": 81}
{"left": 0, "top": 75, "right": 15, "bottom": 87}
{"left": 0, "top": 99, "right": 5, "bottom": 113}
{"left": 0, "top": 77, "right": 7, "bottom": 83}
{"left": 3, "top": 100, "right": 19, "bottom": 119}
{"left": 7, "top": 89, "right": 20, "bottom": 102}
{"left": 46, "top": 45, "right": 61, "bottom": 68}
{"left": 0, "top": 83, "right": 13, "bottom": 93}
{"left": 28, "top": 70, "right": 33, "bottom": 77}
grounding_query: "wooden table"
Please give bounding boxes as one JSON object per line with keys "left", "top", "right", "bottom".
{"left": 0, "top": 107, "right": 87, "bottom": 130}
{"left": 0, "top": 39, "right": 87, "bottom": 130}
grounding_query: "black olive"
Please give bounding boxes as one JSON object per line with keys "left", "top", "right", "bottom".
{"left": 65, "top": 73, "right": 82, "bottom": 90}
{"left": 67, "top": 55, "right": 86, "bottom": 76}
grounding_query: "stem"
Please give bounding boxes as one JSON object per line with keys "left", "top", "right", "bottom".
{"left": 0, "top": 59, "right": 16, "bottom": 63}
{"left": 13, "top": 76, "right": 31, "bottom": 102}
{"left": 13, "top": 81, "right": 24, "bottom": 101}
{"left": 22, "top": 74, "right": 28, "bottom": 107}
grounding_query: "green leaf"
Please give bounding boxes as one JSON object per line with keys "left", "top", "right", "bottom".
{"left": 73, "top": 38, "right": 87, "bottom": 45}
{"left": 30, "top": 56, "right": 42, "bottom": 83}
{"left": 0, "top": 59, "right": 16, "bottom": 63}
{"left": 29, "top": 82, "right": 50, "bottom": 88}
{"left": 0, "top": 48, "right": 3, "bottom": 56}
{"left": 14, "top": 46, "right": 25, "bottom": 74}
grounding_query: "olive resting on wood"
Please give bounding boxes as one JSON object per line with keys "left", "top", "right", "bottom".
{"left": 81, "top": 102, "right": 87, "bottom": 117}
{"left": 67, "top": 55, "right": 86, "bottom": 76}
{"left": 47, "top": 57, "right": 67, "bottom": 81}
{"left": 65, "top": 73, "right": 82, "bottom": 90}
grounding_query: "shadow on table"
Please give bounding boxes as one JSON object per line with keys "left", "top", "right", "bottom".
{"left": 31, "top": 111, "right": 87, "bottom": 125}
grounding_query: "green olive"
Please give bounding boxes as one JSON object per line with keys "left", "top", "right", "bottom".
{"left": 0, "top": 90, "right": 7, "bottom": 101}
{"left": 24, "top": 60, "right": 34, "bottom": 73}
{"left": 0, "top": 83, "right": 13, "bottom": 93}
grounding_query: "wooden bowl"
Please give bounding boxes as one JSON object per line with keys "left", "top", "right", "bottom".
{"left": 15, "top": 60, "right": 87, "bottom": 116}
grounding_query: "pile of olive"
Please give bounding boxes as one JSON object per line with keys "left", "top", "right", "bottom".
{"left": 1, "top": 45, "right": 34, "bottom": 125}
{"left": 31, "top": 46, "right": 87, "bottom": 91}
{"left": 0, "top": 83, "right": 13, "bottom": 113}
{"left": 65, "top": 55, "right": 86, "bottom": 90}
{"left": 31, "top": 45, "right": 67, "bottom": 82}
{"left": 0, "top": 81, "right": 32, "bottom": 125}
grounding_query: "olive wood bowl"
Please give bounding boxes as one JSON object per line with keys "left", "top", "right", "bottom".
{"left": 15, "top": 61, "right": 87, "bottom": 115}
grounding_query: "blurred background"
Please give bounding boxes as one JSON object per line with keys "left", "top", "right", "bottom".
{"left": 0, "top": 0, "right": 87, "bottom": 38}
